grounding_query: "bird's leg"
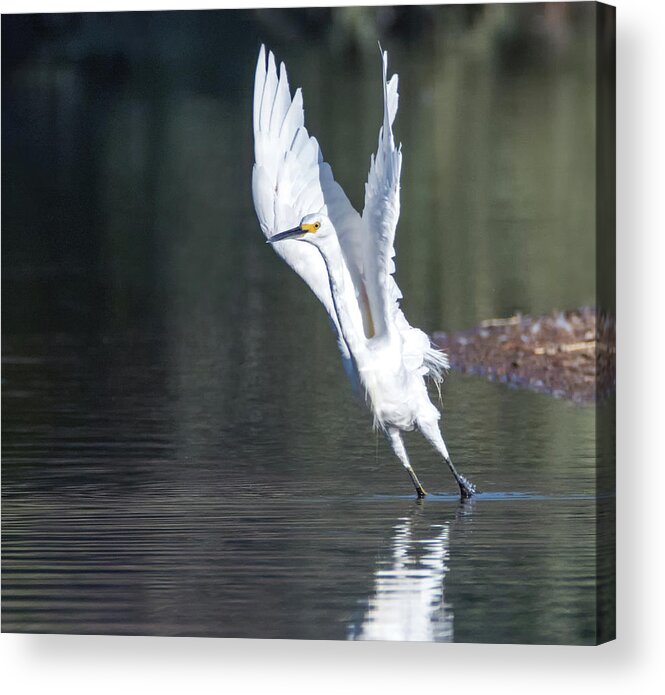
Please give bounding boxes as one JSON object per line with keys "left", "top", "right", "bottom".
{"left": 387, "top": 428, "right": 427, "bottom": 499}
{"left": 417, "top": 418, "right": 477, "bottom": 500}
{"left": 407, "top": 467, "right": 427, "bottom": 500}
{"left": 444, "top": 454, "right": 477, "bottom": 500}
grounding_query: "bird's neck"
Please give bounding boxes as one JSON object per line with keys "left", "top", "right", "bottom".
{"left": 315, "top": 236, "right": 368, "bottom": 360}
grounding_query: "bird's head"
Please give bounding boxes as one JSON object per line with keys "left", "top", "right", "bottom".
{"left": 267, "top": 212, "right": 333, "bottom": 247}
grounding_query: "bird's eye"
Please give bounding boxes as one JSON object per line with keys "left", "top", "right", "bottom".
{"left": 314, "top": 222, "right": 320, "bottom": 230}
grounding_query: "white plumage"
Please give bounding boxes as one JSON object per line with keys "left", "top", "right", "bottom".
{"left": 252, "top": 45, "right": 476, "bottom": 499}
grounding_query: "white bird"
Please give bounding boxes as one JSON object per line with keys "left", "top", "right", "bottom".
{"left": 252, "top": 45, "right": 476, "bottom": 499}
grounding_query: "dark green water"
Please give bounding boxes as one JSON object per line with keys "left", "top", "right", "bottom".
{"left": 3, "top": 6, "right": 604, "bottom": 643}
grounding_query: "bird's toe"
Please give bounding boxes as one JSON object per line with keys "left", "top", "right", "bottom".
{"left": 458, "top": 475, "right": 478, "bottom": 499}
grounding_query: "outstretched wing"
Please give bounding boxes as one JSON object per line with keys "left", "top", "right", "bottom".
{"left": 360, "top": 49, "right": 403, "bottom": 342}
{"left": 361, "top": 50, "right": 449, "bottom": 381}
{"left": 252, "top": 45, "right": 362, "bottom": 326}
{"left": 252, "top": 45, "right": 368, "bottom": 387}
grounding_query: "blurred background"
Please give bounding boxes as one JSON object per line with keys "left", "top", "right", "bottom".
{"left": 3, "top": 3, "right": 597, "bottom": 339}
{"left": 2, "top": 4, "right": 608, "bottom": 644}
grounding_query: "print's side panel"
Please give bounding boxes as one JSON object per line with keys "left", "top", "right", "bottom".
{"left": 595, "top": 0, "right": 616, "bottom": 646}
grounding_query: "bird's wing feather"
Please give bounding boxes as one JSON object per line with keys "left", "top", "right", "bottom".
{"left": 252, "top": 46, "right": 365, "bottom": 382}
{"left": 360, "top": 50, "right": 449, "bottom": 380}
{"left": 360, "top": 50, "right": 404, "bottom": 341}
{"left": 252, "top": 46, "right": 366, "bottom": 314}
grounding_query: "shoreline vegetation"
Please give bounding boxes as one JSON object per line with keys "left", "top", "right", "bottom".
{"left": 433, "top": 308, "right": 615, "bottom": 403}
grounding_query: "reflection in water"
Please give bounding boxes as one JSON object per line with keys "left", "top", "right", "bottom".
{"left": 349, "top": 505, "right": 463, "bottom": 642}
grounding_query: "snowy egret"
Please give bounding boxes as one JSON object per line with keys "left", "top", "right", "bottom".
{"left": 252, "top": 46, "right": 476, "bottom": 499}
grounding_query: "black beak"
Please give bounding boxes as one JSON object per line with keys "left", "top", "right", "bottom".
{"left": 267, "top": 225, "right": 303, "bottom": 243}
